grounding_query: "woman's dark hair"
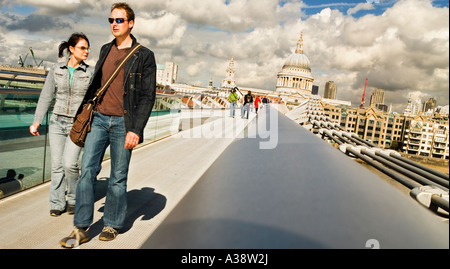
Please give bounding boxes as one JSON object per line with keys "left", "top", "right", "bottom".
{"left": 58, "top": 33, "right": 90, "bottom": 58}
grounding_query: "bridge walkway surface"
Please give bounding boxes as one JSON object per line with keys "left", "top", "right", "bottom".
{"left": 0, "top": 108, "right": 252, "bottom": 249}
{"left": 0, "top": 105, "right": 448, "bottom": 249}
{"left": 142, "top": 105, "right": 448, "bottom": 249}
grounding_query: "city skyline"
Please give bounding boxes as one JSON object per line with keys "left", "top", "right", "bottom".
{"left": 0, "top": 0, "right": 448, "bottom": 113}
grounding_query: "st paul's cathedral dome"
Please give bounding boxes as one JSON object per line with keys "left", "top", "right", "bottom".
{"left": 275, "top": 32, "right": 314, "bottom": 104}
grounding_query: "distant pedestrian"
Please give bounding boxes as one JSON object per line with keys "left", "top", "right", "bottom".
{"left": 254, "top": 96, "right": 261, "bottom": 113}
{"left": 241, "top": 91, "right": 253, "bottom": 119}
{"left": 228, "top": 88, "right": 239, "bottom": 118}
{"left": 30, "top": 33, "right": 93, "bottom": 217}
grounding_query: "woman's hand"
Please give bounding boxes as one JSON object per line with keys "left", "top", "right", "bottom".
{"left": 29, "top": 123, "right": 41, "bottom": 136}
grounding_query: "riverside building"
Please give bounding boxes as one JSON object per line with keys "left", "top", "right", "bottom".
{"left": 322, "top": 102, "right": 449, "bottom": 160}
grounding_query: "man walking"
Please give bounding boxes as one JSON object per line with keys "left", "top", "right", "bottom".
{"left": 228, "top": 87, "right": 239, "bottom": 117}
{"left": 241, "top": 91, "right": 253, "bottom": 119}
{"left": 60, "top": 2, "right": 156, "bottom": 247}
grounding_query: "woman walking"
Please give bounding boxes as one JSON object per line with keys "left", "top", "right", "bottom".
{"left": 30, "top": 33, "right": 93, "bottom": 216}
{"left": 254, "top": 96, "right": 261, "bottom": 113}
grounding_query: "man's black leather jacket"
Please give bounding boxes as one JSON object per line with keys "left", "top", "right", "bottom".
{"left": 80, "top": 34, "right": 156, "bottom": 143}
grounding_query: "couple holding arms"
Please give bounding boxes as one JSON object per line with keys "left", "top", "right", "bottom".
{"left": 30, "top": 2, "right": 156, "bottom": 247}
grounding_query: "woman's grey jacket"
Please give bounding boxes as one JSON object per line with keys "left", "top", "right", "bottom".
{"left": 34, "top": 61, "right": 93, "bottom": 124}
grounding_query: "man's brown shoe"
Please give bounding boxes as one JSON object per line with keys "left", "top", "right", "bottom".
{"left": 99, "top": 227, "right": 119, "bottom": 241}
{"left": 59, "top": 227, "right": 89, "bottom": 248}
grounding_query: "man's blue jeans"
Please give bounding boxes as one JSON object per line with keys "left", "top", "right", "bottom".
{"left": 74, "top": 112, "right": 132, "bottom": 230}
{"left": 241, "top": 104, "right": 250, "bottom": 119}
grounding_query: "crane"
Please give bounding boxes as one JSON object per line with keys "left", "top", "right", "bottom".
{"left": 29, "top": 47, "right": 43, "bottom": 67}
{"left": 360, "top": 78, "right": 368, "bottom": 109}
{"left": 18, "top": 53, "right": 28, "bottom": 67}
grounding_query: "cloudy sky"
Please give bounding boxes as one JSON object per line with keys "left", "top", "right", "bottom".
{"left": 0, "top": 0, "right": 448, "bottom": 112}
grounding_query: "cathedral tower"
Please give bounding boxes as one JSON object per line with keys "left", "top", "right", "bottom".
{"left": 221, "top": 56, "right": 236, "bottom": 89}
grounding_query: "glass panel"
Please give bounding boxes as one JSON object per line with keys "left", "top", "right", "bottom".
{"left": 143, "top": 95, "right": 182, "bottom": 143}
{"left": 0, "top": 90, "right": 51, "bottom": 198}
{"left": 0, "top": 88, "right": 181, "bottom": 199}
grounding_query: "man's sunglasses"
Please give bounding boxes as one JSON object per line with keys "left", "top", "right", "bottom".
{"left": 108, "top": 18, "right": 128, "bottom": 24}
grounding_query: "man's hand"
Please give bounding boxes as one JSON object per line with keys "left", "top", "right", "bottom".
{"left": 124, "top": 131, "right": 140, "bottom": 149}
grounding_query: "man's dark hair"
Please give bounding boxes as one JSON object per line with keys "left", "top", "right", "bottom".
{"left": 111, "top": 2, "right": 135, "bottom": 22}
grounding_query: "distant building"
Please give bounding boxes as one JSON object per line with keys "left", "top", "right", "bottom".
{"left": 324, "top": 81, "right": 337, "bottom": 99}
{"left": 411, "top": 98, "right": 422, "bottom": 116}
{"left": 423, "top": 98, "right": 437, "bottom": 113}
{"left": 323, "top": 103, "right": 402, "bottom": 149}
{"left": 156, "top": 62, "right": 178, "bottom": 86}
{"left": 220, "top": 56, "right": 236, "bottom": 89}
{"left": 321, "top": 98, "right": 351, "bottom": 107}
{"left": 322, "top": 101, "right": 449, "bottom": 159}
{"left": 370, "top": 88, "right": 385, "bottom": 105}
{"left": 436, "top": 105, "right": 449, "bottom": 116}
{"left": 311, "top": 85, "right": 319, "bottom": 95}
{"left": 165, "top": 57, "right": 275, "bottom": 107}
{"left": 275, "top": 32, "right": 314, "bottom": 105}
{"left": 375, "top": 104, "right": 389, "bottom": 113}
{"left": 208, "top": 78, "right": 214, "bottom": 90}
{"left": 369, "top": 88, "right": 388, "bottom": 112}
{"left": 403, "top": 114, "right": 449, "bottom": 159}
{"left": 404, "top": 99, "right": 412, "bottom": 116}
{"left": 404, "top": 98, "right": 423, "bottom": 116}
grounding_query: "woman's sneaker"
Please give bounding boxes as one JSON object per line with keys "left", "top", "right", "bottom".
{"left": 50, "top": 209, "right": 62, "bottom": 217}
{"left": 59, "top": 227, "right": 89, "bottom": 248}
{"left": 99, "top": 227, "right": 119, "bottom": 241}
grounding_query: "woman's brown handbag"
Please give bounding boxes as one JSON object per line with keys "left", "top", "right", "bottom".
{"left": 69, "top": 43, "right": 142, "bottom": 147}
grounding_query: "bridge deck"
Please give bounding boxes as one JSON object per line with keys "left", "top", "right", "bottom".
{"left": 143, "top": 106, "right": 449, "bottom": 249}
{"left": 0, "top": 108, "right": 251, "bottom": 249}
{"left": 0, "top": 106, "right": 448, "bottom": 249}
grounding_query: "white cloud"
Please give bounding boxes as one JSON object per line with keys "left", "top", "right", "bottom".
{"left": 302, "top": 0, "right": 449, "bottom": 109}
{"left": 133, "top": 12, "right": 187, "bottom": 48}
{"left": 186, "top": 61, "right": 209, "bottom": 77}
{"left": 347, "top": 3, "right": 374, "bottom": 16}
{"left": 0, "top": 0, "right": 448, "bottom": 112}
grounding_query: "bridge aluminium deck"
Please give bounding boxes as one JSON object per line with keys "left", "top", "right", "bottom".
{"left": 0, "top": 108, "right": 252, "bottom": 249}
{"left": 0, "top": 106, "right": 448, "bottom": 249}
